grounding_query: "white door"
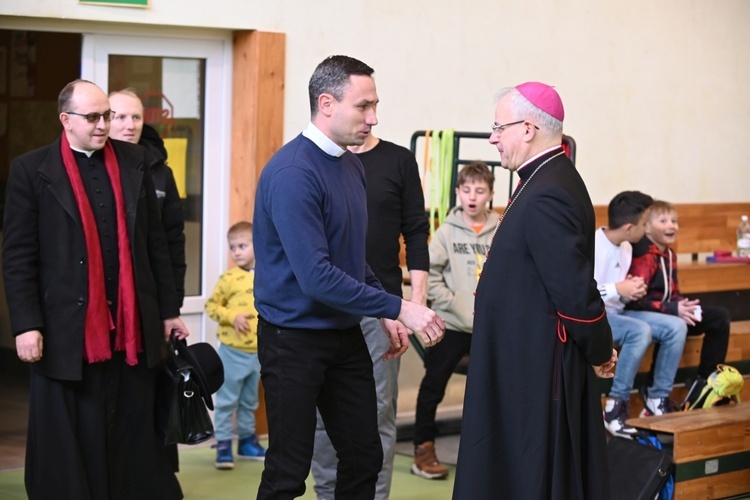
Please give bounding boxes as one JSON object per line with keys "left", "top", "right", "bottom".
{"left": 81, "top": 34, "right": 232, "bottom": 343}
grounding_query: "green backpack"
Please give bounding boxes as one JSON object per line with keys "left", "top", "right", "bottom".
{"left": 684, "top": 364, "right": 744, "bottom": 411}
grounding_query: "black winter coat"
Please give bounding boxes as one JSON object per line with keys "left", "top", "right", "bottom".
{"left": 3, "top": 137, "right": 180, "bottom": 381}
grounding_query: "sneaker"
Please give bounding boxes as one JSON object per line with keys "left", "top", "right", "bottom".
{"left": 640, "top": 397, "right": 675, "bottom": 417}
{"left": 238, "top": 434, "right": 266, "bottom": 461}
{"left": 603, "top": 398, "right": 639, "bottom": 438}
{"left": 215, "top": 440, "right": 234, "bottom": 470}
{"left": 411, "top": 441, "right": 449, "bottom": 479}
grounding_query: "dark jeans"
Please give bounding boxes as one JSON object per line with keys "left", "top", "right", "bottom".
{"left": 256, "top": 318, "right": 382, "bottom": 500}
{"left": 687, "top": 305, "right": 731, "bottom": 379}
{"left": 414, "top": 329, "right": 472, "bottom": 446}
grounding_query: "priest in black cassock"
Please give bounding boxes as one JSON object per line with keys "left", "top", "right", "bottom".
{"left": 3, "top": 80, "right": 187, "bottom": 499}
{"left": 453, "top": 82, "right": 616, "bottom": 500}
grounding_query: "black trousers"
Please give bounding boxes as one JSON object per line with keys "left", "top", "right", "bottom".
{"left": 256, "top": 319, "right": 382, "bottom": 500}
{"left": 687, "top": 305, "right": 731, "bottom": 379}
{"left": 414, "top": 329, "right": 472, "bottom": 446}
{"left": 25, "top": 352, "right": 182, "bottom": 500}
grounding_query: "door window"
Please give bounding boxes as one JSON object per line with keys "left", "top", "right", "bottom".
{"left": 82, "top": 34, "right": 230, "bottom": 340}
{"left": 108, "top": 54, "right": 206, "bottom": 298}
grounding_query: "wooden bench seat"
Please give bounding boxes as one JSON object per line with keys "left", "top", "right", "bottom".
{"left": 638, "top": 320, "right": 750, "bottom": 374}
{"left": 403, "top": 202, "right": 750, "bottom": 403}
{"left": 593, "top": 200, "right": 750, "bottom": 500}
{"left": 602, "top": 321, "right": 750, "bottom": 416}
{"left": 626, "top": 404, "right": 750, "bottom": 499}
{"left": 403, "top": 202, "right": 750, "bottom": 298}
{"left": 678, "top": 262, "right": 750, "bottom": 295}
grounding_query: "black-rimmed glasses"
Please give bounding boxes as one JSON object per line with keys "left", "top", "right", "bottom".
{"left": 65, "top": 110, "right": 116, "bottom": 123}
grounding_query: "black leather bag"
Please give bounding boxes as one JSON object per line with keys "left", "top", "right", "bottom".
{"left": 156, "top": 338, "right": 223, "bottom": 445}
{"left": 607, "top": 437, "right": 673, "bottom": 500}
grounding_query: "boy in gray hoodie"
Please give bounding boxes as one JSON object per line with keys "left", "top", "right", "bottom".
{"left": 412, "top": 162, "right": 499, "bottom": 480}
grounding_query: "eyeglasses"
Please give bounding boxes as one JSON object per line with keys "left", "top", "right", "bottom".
{"left": 65, "top": 110, "right": 116, "bottom": 123}
{"left": 490, "top": 120, "right": 540, "bottom": 134}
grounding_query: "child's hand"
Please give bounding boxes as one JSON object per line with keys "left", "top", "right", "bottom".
{"left": 617, "top": 275, "right": 647, "bottom": 301}
{"left": 233, "top": 313, "right": 254, "bottom": 336}
{"left": 677, "top": 298, "right": 700, "bottom": 326}
{"left": 630, "top": 275, "right": 647, "bottom": 300}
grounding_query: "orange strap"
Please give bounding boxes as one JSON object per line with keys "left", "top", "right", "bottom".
{"left": 421, "top": 130, "right": 431, "bottom": 192}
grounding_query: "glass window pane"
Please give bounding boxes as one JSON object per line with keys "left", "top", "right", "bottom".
{"left": 108, "top": 55, "right": 205, "bottom": 298}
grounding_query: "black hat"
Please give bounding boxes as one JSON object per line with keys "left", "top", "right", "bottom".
{"left": 174, "top": 340, "right": 224, "bottom": 410}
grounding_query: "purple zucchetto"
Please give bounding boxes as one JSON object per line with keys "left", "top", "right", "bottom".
{"left": 515, "top": 82, "right": 564, "bottom": 122}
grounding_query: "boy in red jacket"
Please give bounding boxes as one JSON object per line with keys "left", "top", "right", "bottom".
{"left": 627, "top": 200, "right": 730, "bottom": 407}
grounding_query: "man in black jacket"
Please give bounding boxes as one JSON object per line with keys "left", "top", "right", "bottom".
{"left": 311, "top": 132, "right": 430, "bottom": 499}
{"left": 109, "top": 88, "right": 187, "bottom": 307}
{"left": 3, "top": 79, "right": 189, "bottom": 499}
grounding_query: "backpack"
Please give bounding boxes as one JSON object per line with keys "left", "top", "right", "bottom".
{"left": 635, "top": 436, "right": 674, "bottom": 500}
{"left": 684, "top": 364, "right": 744, "bottom": 411}
{"left": 608, "top": 435, "right": 673, "bottom": 500}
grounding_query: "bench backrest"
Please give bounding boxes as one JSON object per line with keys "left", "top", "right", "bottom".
{"left": 400, "top": 202, "right": 750, "bottom": 272}
{"left": 594, "top": 203, "right": 750, "bottom": 256}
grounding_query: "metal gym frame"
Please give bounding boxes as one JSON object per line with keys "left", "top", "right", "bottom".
{"left": 410, "top": 130, "right": 577, "bottom": 208}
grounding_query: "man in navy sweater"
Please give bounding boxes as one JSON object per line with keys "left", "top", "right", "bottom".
{"left": 311, "top": 132, "right": 430, "bottom": 499}
{"left": 253, "top": 55, "right": 445, "bottom": 500}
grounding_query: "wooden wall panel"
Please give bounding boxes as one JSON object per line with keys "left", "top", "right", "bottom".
{"left": 230, "top": 30, "right": 285, "bottom": 225}
{"left": 231, "top": 30, "right": 285, "bottom": 436}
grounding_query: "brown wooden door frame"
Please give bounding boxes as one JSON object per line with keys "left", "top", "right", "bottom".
{"left": 231, "top": 30, "right": 285, "bottom": 436}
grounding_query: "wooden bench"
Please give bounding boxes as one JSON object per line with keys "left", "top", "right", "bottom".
{"left": 600, "top": 321, "right": 750, "bottom": 499}
{"left": 403, "top": 203, "right": 750, "bottom": 380}
{"left": 626, "top": 404, "right": 750, "bottom": 499}
{"left": 611, "top": 321, "right": 750, "bottom": 417}
{"left": 593, "top": 202, "right": 750, "bottom": 258}
{"left": 589, "top": 202, "right": 750, "bottom": 413}
{"left": 653, "top": 321, "right": 750, "bottom": 377}
{"left": 404, "top": 202, "right": 750, "bottom": 297}
{"left": 593, "top": 202, "right": 750, "bottom": 301}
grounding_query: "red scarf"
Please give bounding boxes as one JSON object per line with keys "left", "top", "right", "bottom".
{"left": 60, "top": 133, "right": 142, "bottom": 366}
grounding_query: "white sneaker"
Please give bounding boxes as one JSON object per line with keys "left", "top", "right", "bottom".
{"left": 603, "top": 398, "right": 638, "bottom": 438}
{"left": 640, "top": 397, "right": 675, "bottom": 417}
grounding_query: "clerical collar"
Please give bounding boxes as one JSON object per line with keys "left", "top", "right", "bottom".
{"left": 517, "top": 146, "right": 563, "bottom": 176}
{"left": 69, "top": 145, "right": 97, "bottom": 158}
{"left": 302, "top": 122, "right": 346, "bottom": 157}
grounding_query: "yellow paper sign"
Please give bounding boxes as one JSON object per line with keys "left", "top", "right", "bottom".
{"left": 163, "top": 138, "right": 188, "bottom": 198}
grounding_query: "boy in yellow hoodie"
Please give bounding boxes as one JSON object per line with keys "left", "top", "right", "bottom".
{"left": 206, "top": 221, "right": 265, "bottom": 469}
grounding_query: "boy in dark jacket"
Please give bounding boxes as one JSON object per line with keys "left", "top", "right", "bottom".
{"left": 627, "top": 200, "right": 730, "bottom": 405}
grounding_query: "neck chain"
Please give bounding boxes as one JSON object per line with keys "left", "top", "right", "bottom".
{"left": 490, "top": 151, "right": 565, "bottom": 242}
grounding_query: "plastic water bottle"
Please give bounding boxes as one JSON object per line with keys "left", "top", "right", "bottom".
{"left": 738, "top": 215, "right": 750, "bottom": 257}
